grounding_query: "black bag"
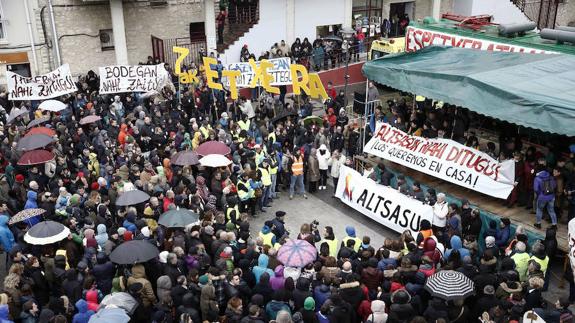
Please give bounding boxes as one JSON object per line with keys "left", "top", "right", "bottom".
{"left": 543, "top": 179, "right": 555, "bottom": 195}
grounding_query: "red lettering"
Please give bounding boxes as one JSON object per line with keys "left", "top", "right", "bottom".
{"left": 471, "top": 41, "right": 482, "bottom": 49}
{"left": 422, "top": 31, "right": 432, "bottom": 46}
{"left": 445, "top": 146, "right": 461, "bottom": 162}
{"left": 414, "top": 29, "right": 423, "bottom": 50}
{"left": 495, "top": 44, "right": 510, "bottom": 52}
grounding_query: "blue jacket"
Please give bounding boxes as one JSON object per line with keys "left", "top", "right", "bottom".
{"left": 313, "top": 284, "right": 331, "bottom": 311}
{"left": 122, "top": 219, "right": 137, "bottom": 234}
{"left": 0, "top": 305, "right": 13, "bottom": 323}
{"left": 444, "top": 235, "right": 470, "bottom": 261}
{"left": 534, "top": 170, "right": 556, "bottom": 202}
{"left": 252, "top": 254, "right": 274, "bottom": 284}
{"left": 24, "top": 191, "right": 38, "bottom": 209}
{"left": 0, "top": 216, "right": 14, "bottom": 252}
{"left": 72, "top": 299, "right": 94, "bottom": 323}
{"left": 265, "top": 300, "right": 291, "bottom": 321}
{"left": 496, "top": 225, "right": 511, "bottom": 248}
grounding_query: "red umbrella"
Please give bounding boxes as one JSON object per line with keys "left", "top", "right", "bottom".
{"left": 18, "top": 150, "right": 54, "bottom": 165}
{"left": 196, "top": 141, "right": 231, "bottom": 156}
{"left": 26, "top": 127, "right": 56, "bottom": 137}
{"left": 79, "top": 115, "right": 101, "bottom": 125}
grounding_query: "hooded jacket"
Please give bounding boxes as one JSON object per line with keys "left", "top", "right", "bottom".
{"left": 95, "top": 224, "right": 108, "bottom": 248}
{"left": 534, "top": 170, "right": 556, "bottom": 202}
{"left": 0, "top": 215, "right": 14, "bottom": 252}
{"left": 157, "top": 275, "right": 172, "bottom": 305}
{"left": 444, "top": 236, "right": 471, "bottom": 260}
{"left": 24, "top": 191, "right": 38, "bottom": 209}
{"left": 72, "top": 299, "right": 95, "bottom": 323}
{"left": 252, "top": 254, "right": 274, "bottom": 284}
{"left": 316, "top": 144, "right": 330, "bottom": 170}
{"left": 92, "top": 253, "right": 114, "bottom": 295}
{"left": 127, "top": 264, "right": 157, "bottom": 307}
{"left": 368, "top": 300, "right": 388, "bottom": 323}
{"left": 269, "top": 265, "right": 285, "bottom": 291}
{"left": 0, "top": 304, "right": 13, "bottom": 323}
{"left": 200, "top": 284, "right": 219, "bottom": 322}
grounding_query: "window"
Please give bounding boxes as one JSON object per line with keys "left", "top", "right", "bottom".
{"left": 0, "top": 1, "right": 6, "bottom": 41}
{"left": 99, "top": 29, "right": 115, "bottom": 51}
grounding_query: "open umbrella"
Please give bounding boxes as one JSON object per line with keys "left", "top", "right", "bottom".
{"left": 170, "top": 150, "right": 199, "bottom": 166}
{"left": 271, "top": 111, "right": 298, "bottom": 124}
{"left": 26, "top": 116, "right": 51, "bottom": 129}
{"left": 79, "top": 115, "right": 102, "bottom": 125}
{"left": 26, "top": 127, "right": 56, "bottom": 137}
{"left": 159, "top": 208, "right": 199, "bottom": 228}
{"left": 196, "top": 141, "right": 231, "bottom": 156}
{"left": 16, "top": 134, "right": 54, "bottom": 151}
{"left": 24, "top": 221, "right": 70, "bottom": 245}
{"left": 38, "top": 100, "right": 67, "bottom": 112}
{"left": 6, "top": 107, "right": 28, "bottom": 124}
{"left": 99, "top": 292, "right": 138, "bottom": 315}
{"left": 277, "top": 239, "right": 317, "bottom": 268}
{"left": 89, "top": 307, "right": 130, "bottom": 323}
{"left": 302, "top": 115, "right": 323, "bottom": 126}
{"left": 8, "top": 208, "right": 46, "bottom": 225}
{"left": 199, "top": 154, "right": 232, "bottom": 168}
{"left": 115, "top": 189, "right": 150, "bottom": 206}
{"left": 18, "top": 149, "right": 54, "bottom": 166}
{"left": 109, "top": 240, "right": 159, "bottom": 264}
{"left": 424, "top": 270, "right": 475, "bottom": 301}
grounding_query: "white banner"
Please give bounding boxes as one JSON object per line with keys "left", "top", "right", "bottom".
{"left": 99, "top": 64, "right": 169, "bottom": 94}
{"left": 7, "top": 64, "right": 77, "bottom": 100}
{"left": 364, "top": 123, "right": 515, "bottom": 199}
{"left": 335, "top": 165, "right": 434, "bottom": 234}
{"left": 225, "top": 57, "right": 292, "bottom": 88}
{"left": 569, "top": 219, "right": 575, "bottom": 277}
{"left": 405, "top": 26, "right": 557, "bottom": 54}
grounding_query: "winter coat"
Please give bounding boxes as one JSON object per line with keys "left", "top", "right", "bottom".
{"left": 293, "top": 278, "right": 312, "bottom": 311}
{"left": 127, "top": 264, "right": 157, "bottom": 307}
{"left": 444, "top": 235, "right": 470, "bottom": 260}
{"left": 265, "top": 300, "right": 291, "bottom": 321}
{"left": 313, "top": 284, "right": 331, "bottom": 311}
{"left": 95, "top": 224, "right": 108, "bottom": 248}
{"left": 496, "top": 225, "right": 511, "bottom": 249}
{"left": 316, "top": 145, "right": 330, "bottom": 170}
{"left": 252, "top": 254, "right": 274, "bottom": 284}
{"left": 0, "top": 305, "right": 13, "bottom": 323}
{"left": 269, "top": 265, "right": 285, "bottom": 291}
{"left": 72, "top": 299, "right": 95, "bottom": 323}
{"left": 92, "top": 253, "right": 114, "bottom": 295}
{"left": 534, "top": 170, "right": 556, "bottom": 202}
{"left": 200, "top": 284, "right": 219, "bottom": 322}
{"left": 361, "top": 267, "right": 383, "bottom": 291}
{"left": 367, "top": 300, "right": 388, "bottom": 323}
{"left": 339, "top": 281, "right": 364, "bottom": 311}
{"left": 0, "top": 215, "right": 14, "bottom": 252}
{"left": 308, "top": 156, "right": 320, "bottom": 182}
{"left": 157, "top": 275, "right": 172, "bottom": 305}
{"left": 24, "top": 191, "right": 38, "bottom": 209}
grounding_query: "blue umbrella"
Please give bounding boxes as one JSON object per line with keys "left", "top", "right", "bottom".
{"left": 89, "top": 308, "right": 130, "bottom": 323}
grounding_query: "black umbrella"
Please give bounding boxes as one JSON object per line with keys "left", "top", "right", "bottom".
{"left": 271, "top": 111, "right": 298, "bottom": 124}
{"left": 170, "top": 150, "right": 199, "bottom": 166}
{"left": 424, "top": 270, "right": 475, "bottom": 301}
{"left": 6, "top": 107, "right": 29, "bottom": 124}
{"left": 16, "top": 134, "right": 55, "bottom": 151}
{"left": 24, "top": 221, "right": 70, "bottom": 245}
{"left": 115, "top": 189, "right": 150, "bottom": 206}
{"left": 26, "top": 116, "right": 51, "bottom": 129}
{"left": 109, "top": 240, "right": 159, "bottom": 264}
{"left": 158, "top": 208, "right": 199, "bottom": 228}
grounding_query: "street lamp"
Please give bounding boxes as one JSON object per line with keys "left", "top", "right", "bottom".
{"left": 341, "top": 27, "right": 355, "bottom": 108}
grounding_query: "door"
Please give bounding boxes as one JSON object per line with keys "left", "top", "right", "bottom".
{"left": 151, "top": 35, "right": 165, "bottom": 63}
{"left": 189, "top": 22, "right": 206, "bottom": 42}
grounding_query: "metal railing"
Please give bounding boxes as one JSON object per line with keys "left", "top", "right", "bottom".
{"left": 163, "top": 38, "right": 207, "bottom": 68}
{"left": 511, "top": 0, "right": 559, "bottom": 29}
{"left": 226, "top": 3, "right": 259, "bottom": 25}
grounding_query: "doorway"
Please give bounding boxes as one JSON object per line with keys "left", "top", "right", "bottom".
{"left": 189, "top": 22, "right": 206, "bottom": 42}
{"left": 389, "top": 1, "right": 414, "bottom": 36}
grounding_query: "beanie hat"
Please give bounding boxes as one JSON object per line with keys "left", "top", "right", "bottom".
{"left": 198, "top": 274, "right": 209, "bottom": 285}
{"left": 144, "top": 206, "right": 154, "bottom": 217}
{"left": 29, "top": 181, "right": 39, "bottom": 190}
{"left": 69, "top": 194, "right": 80, "bottom": 207}
{"left": 304, "top": 297, "right": 315, "bottom": 311}
{"left": 345, "top": 226, "right": 356, "bottom": 238}
{"left": 226, "top": 222, "right": 236, "bottom": 232}
{"left": 159, "top": 251, "right": 169, "bottom": 264}
{"left": 90, "top": 182, "right": 99, "bottom": 191}
{"left": 15, "top": 174, "right": 25, "bottom": 183}
{"left": 123, "top": 230, "right": 133, "bottom": 241}
{"left": 141, "top": 226, "right": 151, "bottom": 238}
{"left": 86, "top": 237, "right": 98, "bottom": 249}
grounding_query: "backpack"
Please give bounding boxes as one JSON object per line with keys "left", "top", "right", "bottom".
{"left": 543, "top": 179, "right": 555, "bottom": 195}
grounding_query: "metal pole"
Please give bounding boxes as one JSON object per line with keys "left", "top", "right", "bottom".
{"left": 23, "top": 0, "right": 39, "bottom": 76}
{"left": 344, "top": 50, "right": 350, "bottom": 107}
{"left": 47, "top": 0, "right": 61, "bottom": 66}
{"left": 361, "top": 79, "right": 369, "bottom": 153}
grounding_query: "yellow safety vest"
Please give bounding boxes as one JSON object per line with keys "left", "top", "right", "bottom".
{"left": 321, "top": 239, "right": 339, "bottom": 258}
{"left": 530, "top": 256, "right": 549, "bottom": 275}
{"left": 255, "top": 151, "right": 265, "bottom": 166}
{"left": 259, "top": 167, "right": 271, "bottom": 186}
{"left": 342, "top": 236, "right": 362, "bottom": 252}
{"left": 268, "top": 132, "right": 276, "bottom": 143}
{"left": 200, "top": 126, "right": 210, "bottom": 139}
{"left": 292, "top": 156, "right": 304, "bottom": 176}
{"left": 238, "top": 120, "right": 250, "bottom": 131}
{"left": 269, "top": 157, "right": 278, "bottom": 175}
{"left": 226, "top": 205, "right": 240, "bottom": 223}
{"left": 237, "top": 180, "right": 253, "bottom": 201}
{"left": 259, "top": 231, "right": 274, "bottom": 247}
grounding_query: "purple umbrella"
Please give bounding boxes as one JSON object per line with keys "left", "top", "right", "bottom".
{"left": 277, "top": 239, "right": 317, "bottom": 268}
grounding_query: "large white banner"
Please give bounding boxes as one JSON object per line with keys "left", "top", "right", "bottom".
{"left": 405, "top": 26, "right": 557, "bottom": 54}
{"left": 99, "top": 64, "right": 169, "bottom": 94}
{"left": 335, "top": 165, "right": 434, "bottom": 234}
{"left": 7, "top": 64, "right": 77, "bottom": 100}
{"left": 226, "top": 57, "right": 292, "bottom": 88}
{"left": 364, "top": 123, "right": 515, "bottom": 199}
{"left": 569, "top": 219, "right": 575, "bottom": 277}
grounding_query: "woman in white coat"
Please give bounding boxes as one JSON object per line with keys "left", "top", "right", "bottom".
{"left": 316, "top": 144, "right": 331, "bottom": 190}
{"left": 328, "top": 150, "right": 347, "bottom": 194}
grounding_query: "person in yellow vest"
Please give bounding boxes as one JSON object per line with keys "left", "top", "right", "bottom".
{"left": 320, "top": 226, "right": 339, "bottom": 258}
{"left": 199, "top": 119, "right": 212, "bottom": 139}
{"left": 268, "top": 150, "right": 279, "bottom": 199}
{"left": 530, "top": 241, "right": 549, "bottom": 278}
{"left": 257, "top": 159, "right": 272, "bottom": 212}
{"left": 237, "top": 115, "right": 250, "bottom": 132}
{"left": 225, "top": 196, "right": 241, "bottom": 226}
{"left": 254, "top": 144, "right": 266, "bottom": 166}
{"left": 288, "top": 149, "right": 307, "bottom": 200}
{"left": 259, "top": 223, "right": 277, "bottom": 248}
{"left": 341, "top": 226, "right": 362, "bottom": 253}
{"left": 236, "top": 171, "right": 256, "bottom": 216}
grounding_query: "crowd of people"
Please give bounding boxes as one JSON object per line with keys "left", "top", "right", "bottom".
{"left": 0, "top": 47, "right": 573, "bottom": 323}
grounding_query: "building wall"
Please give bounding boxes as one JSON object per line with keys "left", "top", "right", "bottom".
{"left": 556, "top": 0, "right": 575, "bottom": 27}
{"left": 468, "top": 0, "right": 532, "bottom": 24}
{"left": 38, "top": 0, "right": 203, "bottom": 76}
{"left": 294, "top": 0, "right": 347, "bottom": 41}
{"left": 381, "top": 0, "right": 453, "bottom": 22}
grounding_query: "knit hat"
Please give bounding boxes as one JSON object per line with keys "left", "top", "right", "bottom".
{"left": 304, "top": 297, "right": 315, "bottom": 311}
{"left": 90, "top": 182, "right": 99, "bottom": 191}
{"left": 159, "top": 251, "right": 169, "bottom": 264}
{"left": 15, "top": 174, "right": 24, "bottom": 183}
{"left": 123, "top": 230, "right": 133, "bottom": 241}
{"left": 86, "top": 237, "right": 98, "bottom": 249}
{"left": 141, "top": 226, "right": 151, "bottom": 238}
{"left": 198, "top": 274, "right": 209, "bottom": 285}
{"left": 117, "top": 227, "right": 126, "bottom": 236}
{"left": 226, "top": 222, "right": 236, "bottom": 232}
{"left": 345, "top": 226, "right": 356, "bottom": 238}
{"left": 69, "top": 194, "right": 81, "bottom": 207}
{"left": 29, "top": 181, "right": 39, "bottom": 190}
{"left": 144, "top": 206, "right": 154, "bottom": 217}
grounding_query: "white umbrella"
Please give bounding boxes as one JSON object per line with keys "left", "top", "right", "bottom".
{"left": 38, "top": 100, "right": 67, "bottom": 112}
{"left": 6, "top": 107, "right": 29, "bottom": 124}
{"left": 24, "top": 221, "right": 70, "bottom": 245}
{"left": 199, "top": 154, "right": 232, "bottom": 168}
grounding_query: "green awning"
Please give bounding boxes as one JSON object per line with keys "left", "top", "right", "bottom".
{"left": 362, "top": 46, "right": 575, "bottom": 137}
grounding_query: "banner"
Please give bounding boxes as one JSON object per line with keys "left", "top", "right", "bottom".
{"left": 569, "top": 218, "right": 575, "bottom": 277}
{"left": 335, "top": 165, "right": 434, "bottom": 234}
{"left": 226, "top": 57, "right": 292, "bottom": 88}
{"left": 99, "top": 64, "right": 169, "bottom": 94}
{"left": 405, "top": 26, "right": 557, "bottom": 54}
{"left": 364, "top": 123, "right": 515, "bottom": 199}
{"left": 7, "top": 64, "right": 77, "bottom": 100}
